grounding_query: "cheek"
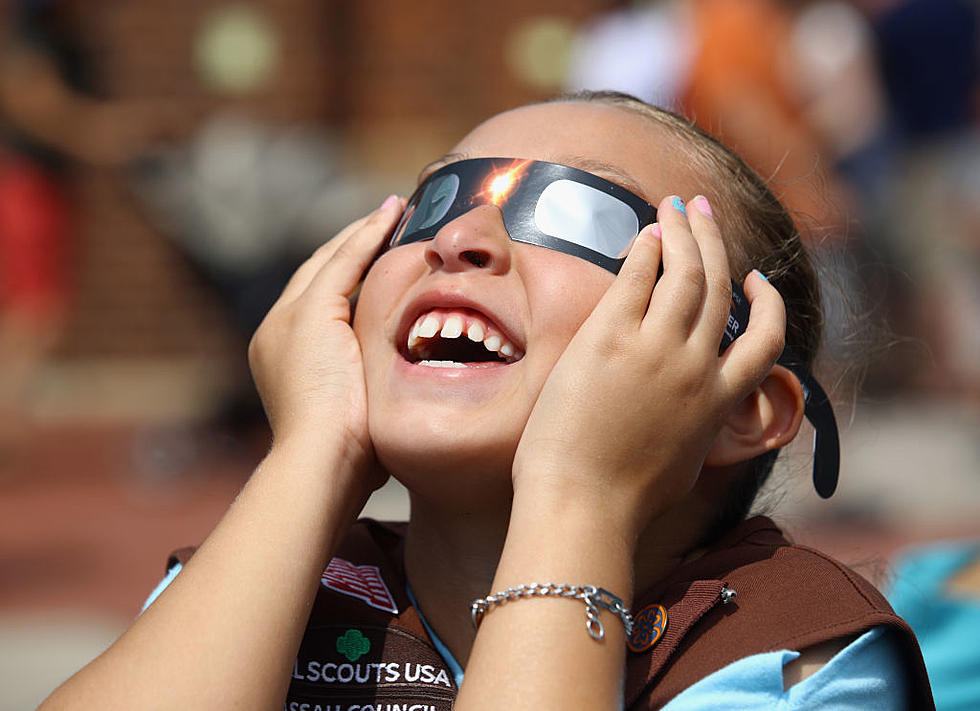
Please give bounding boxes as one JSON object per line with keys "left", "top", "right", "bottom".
{"left": 352, "top": 248, "right": 421, "bottom": 343}
{"left": 523, "top": 254, "right": 614, "bottom": 352}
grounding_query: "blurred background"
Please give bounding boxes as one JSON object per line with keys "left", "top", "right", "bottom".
{"left": 0, "top": 0, "right": 977, "bottom": 707}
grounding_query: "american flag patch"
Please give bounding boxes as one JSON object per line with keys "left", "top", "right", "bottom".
{"left": 320, "top": 557, "right": 398, "bottom": 614}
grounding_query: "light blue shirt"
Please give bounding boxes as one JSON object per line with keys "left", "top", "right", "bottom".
{"left": 661, "top": 626, "right": 906, "bottom": 710}
{"left": 145, "top": 564, "right": 908, "bottom": 708}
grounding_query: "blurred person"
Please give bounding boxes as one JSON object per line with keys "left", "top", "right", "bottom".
{"left": 889, "top": 541, "right": 980, "bottom": 711}
{"left": 41, "top": 92, "right": 932, "bottom": 709}
{"left": 781, "top": 0, "right": 895, "bottom": 385}
{"left": 0, "top": 1, "right": 178, "bottom": 167}
{"left": 681, "top": 0, "right": 850, "bottom": 243}
{"left": 0, "top": 0, "right": 180, "bottom": 466}
{"left": 0, "top": 145, "right": 68, "bottom": 464}
{"left": 0, "top": 0, "right": 83, "bottom": 466}
{"left": 680, "top": 0, "right": 867, "bottom": 388}
{"left": 872, "top": 0, "right": 977, "bottom": 143}
{"left": 786, "top": 1, "right": 889, "bottom": 209}
{"left": 566, "top": 0, "right": 695, "bottom": 111}
{"left": 864, "top": 0, "right": 980, "bottom": 395}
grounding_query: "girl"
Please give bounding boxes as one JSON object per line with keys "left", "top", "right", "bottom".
{"left": 41, "top": 91, "right": 932, "bottom": 709}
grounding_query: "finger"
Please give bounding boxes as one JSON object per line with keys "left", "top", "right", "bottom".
{"left": 686, "top": 194, "right": 733, "bottom": 344}
{"left": 301, "top": 195, "right": 404, "bottom": 300}
{"left": 592, "top": 223, "right": 663, "bottom": 323}
{"left": 719, "top": 270, "right": 786, "bottom": 396}
{"left": 646, "top": 195, "right": 705, "bottom": 335}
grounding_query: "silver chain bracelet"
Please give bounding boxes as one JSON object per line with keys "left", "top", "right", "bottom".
{"left": 470, "top": 583, "right": 633, "bottom": 641}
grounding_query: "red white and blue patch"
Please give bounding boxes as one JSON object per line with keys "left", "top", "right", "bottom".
{"left": 320, "top": 557, "right": 399, "bottom": 614}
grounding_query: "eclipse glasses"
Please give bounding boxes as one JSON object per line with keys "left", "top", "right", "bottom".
{"left": 387, "top": 158, "right": 840, "bottom": 498}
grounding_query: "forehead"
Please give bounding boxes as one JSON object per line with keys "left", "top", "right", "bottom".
{"left": 451, "top": 102, "right": 702, "bottom": 205}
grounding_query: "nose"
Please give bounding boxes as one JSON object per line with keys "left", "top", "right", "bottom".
{"left": 423, "top": 204, "right": 512, "bottom": 274}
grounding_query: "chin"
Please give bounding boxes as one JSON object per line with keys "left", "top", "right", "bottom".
{"left": 370, "top": 414, "right": 521, "bottom": 508}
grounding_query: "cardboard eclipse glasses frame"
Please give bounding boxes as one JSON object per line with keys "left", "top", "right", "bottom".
{"left": 385, "top": 158, "right": 840, "bottom": 498}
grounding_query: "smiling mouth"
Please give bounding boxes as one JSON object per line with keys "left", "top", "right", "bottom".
{"left": 404, "top": 309, "right": 524, "bottom": 368}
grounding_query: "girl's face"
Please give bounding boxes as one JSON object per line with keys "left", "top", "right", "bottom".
{"left": 354, "top": 102, "right": 702, "bottom": 494}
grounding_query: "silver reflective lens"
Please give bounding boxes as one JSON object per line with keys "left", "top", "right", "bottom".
{"left": 534, "top": 180, "right": 640, "bottom": 258}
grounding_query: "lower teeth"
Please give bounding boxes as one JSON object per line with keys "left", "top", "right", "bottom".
{"left": 419, "top": 360, "right": 469, "bottom": 368}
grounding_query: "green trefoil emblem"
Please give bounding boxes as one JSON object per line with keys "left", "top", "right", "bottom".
{"left": 336, "top": 628, "right": 371, "bottom": 662}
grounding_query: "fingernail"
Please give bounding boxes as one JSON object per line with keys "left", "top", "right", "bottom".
{"left": 380, "top": 194, "right": 399, "bottom": 210}
{"left": 753, "top": 269, "right": 769, "bottom": 283}
{"left": 650, "top": 223, "right": 662, "bottom": 240}
{"left": 692, "top": 195, "right": 713, "bottom": 217}
{"left": 670, "top": 196, "right": 686, "bottom": 215}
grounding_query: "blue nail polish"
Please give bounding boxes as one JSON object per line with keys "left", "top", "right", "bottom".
{"left": 754, "top": 269, "right": 769, "bottom": 283}
{"left": 671, "top": 196, "right": 686, "bottom": 215}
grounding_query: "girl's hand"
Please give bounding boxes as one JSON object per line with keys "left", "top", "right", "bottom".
{"left": 512, "top": 194, "right": 786, "bottom": 539}
{"left": 248, "top": 196, "right": 403, "bottom": 485}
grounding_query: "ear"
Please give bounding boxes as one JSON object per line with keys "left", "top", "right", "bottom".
{"left": 704, "top": 365, "right": 806, "bottom": 467}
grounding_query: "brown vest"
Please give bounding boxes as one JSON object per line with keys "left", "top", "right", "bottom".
{"left": 169, "top": 516, "right": 934, "bottom": 710}
{"left": 623, "top": 516, "right": 934, "bottom": 709}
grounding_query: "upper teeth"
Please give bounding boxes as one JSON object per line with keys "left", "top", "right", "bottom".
{"left": 407, "top": 310, "right": 522, "bottom": 364}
